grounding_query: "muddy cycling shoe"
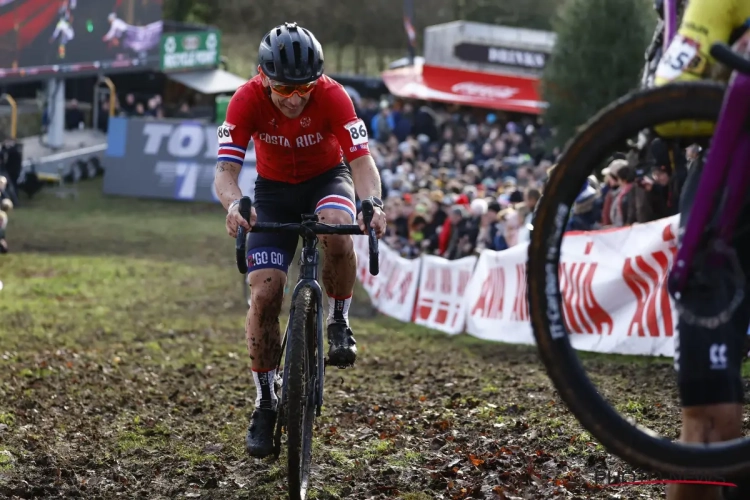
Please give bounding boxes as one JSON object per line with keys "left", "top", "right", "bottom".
{"left": 327, "top": 322, "right": 357, "bottom": 368}
{"left": 245, "top": 408, "right": 277, "bottom": 458}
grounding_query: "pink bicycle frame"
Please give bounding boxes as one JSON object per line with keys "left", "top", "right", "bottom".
{"left": 667, "top": 27, "right": 750, "bottom": 310}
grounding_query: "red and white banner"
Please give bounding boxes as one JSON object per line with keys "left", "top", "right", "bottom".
{"left": 413, "top": 255, "right": 477, "bottom": 335}
{"left": 354, "top": 235, "right": 420, "bottom": 322}
{"left": 354, "top": 235, "right": 380, "bottom": 299}
{"left": 370, "top": 244, "right": 421, "bottom": 322}
{"left": 356, "top": 216, "right": 687, "bottom": 357}
{"left": 465, "top": 216, "right": 680, "bottom": 356}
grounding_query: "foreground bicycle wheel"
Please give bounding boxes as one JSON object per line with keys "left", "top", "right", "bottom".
{"left": 284, "top": 285, "right": 318, "bottom": 500}
{"left": 528, "top": 81, "right": 750, "bottom": 478}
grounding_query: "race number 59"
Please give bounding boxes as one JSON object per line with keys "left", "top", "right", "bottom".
{"left": 656, "top": 35, "right": 699, "bottom": 81}
{"left": 345, "top": 119, "right": 368, "bottom": 146}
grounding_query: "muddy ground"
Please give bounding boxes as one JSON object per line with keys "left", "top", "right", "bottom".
{"left": 1, "top": 181, "right": 746, "bottom": 499}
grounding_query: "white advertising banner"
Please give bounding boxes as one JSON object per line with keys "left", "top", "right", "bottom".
{"left": 355, "top": 216, "right": 696, "bottom": 357}
{"left": 464, "top": 216, "right": 681, "bottom": 356}
{"left": 464, "top": 243, "right": 532, "bottom": 343}
{"left": 369, "top": 244, "right": 421, "bottom": 322}
{"left": 354, "top": 235, "right": 380, "bottom": 302}
{"left": 414, "top": 255, "right": 477, "bottom": 335}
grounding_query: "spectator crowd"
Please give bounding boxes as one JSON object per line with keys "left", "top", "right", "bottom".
{"left": 350, "top": 97, "right": 689, "bottom": 260}
{"left": 63, "top": 82, "right": 690, "bottom": 264}
{"left": 85, "top": 93, "right": 195, "bottom": 134}
{"left": 0, "top": 174, "right": 12, "bottom": 254}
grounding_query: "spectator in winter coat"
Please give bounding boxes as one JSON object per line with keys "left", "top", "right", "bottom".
{"left": 600, "top": 159, "right": 628, "bottom": 226}
{"left": 568, "top": 176, "right": 602, "bottom": 231}
{"left": 493, "top": 208, "right": 521, "bottom": 251}
{"left": 371, "top": 101, "right": 395, "bottom": 142}
{"left": 611, "top": 166, "right": 638, "bottom": 227}
{"left": 476, "top": 201, "right": 501, "bottom": 252}
{"left": 393, "top": 103, "right": 415, "bottom": 142}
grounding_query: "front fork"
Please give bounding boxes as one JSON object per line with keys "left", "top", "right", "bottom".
{"left": 277, "top": 246, "right": 326, "bottom": 422}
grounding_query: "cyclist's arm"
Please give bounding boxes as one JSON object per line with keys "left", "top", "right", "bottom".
{"left": 328, "top": 85, "right": 382, "bottom": 199}
{"left": 214, "top": 87, "right": 255, "bottom": 210}
{"left": 350, "top": 156, "right": 382, "bottom": 200}
{"left": 215, "top": 160, "right": 243, "bottom": 210}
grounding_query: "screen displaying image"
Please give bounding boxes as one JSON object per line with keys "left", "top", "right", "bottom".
{"left": 0, "top": 0, "right": 163, "bottom": 79}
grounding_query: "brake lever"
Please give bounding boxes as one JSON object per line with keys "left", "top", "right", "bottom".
{"left": 235, "top": 197, "right": 252, "bottom": 274}
{"left": 361, "top": 200, "right": 379, "bottom": 276}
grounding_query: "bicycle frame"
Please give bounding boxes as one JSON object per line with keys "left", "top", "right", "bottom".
{"left": 668, "top": 63, "right": 750, "bottom": 299}
{"left": 641, "top": 0, "right": 679, "bottom": 89}
{"left": 663, "top": 0, "right": 678, "bottom": 51}
{"left": 235, "top": 198, "right": 379, "bottom": 419}
{"left": 278, "top": 221, "right": 327, "bottom": 417}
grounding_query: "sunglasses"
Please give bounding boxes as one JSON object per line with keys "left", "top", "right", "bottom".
{"left": 269, "top": 80, "right": 316, "bottom": 98}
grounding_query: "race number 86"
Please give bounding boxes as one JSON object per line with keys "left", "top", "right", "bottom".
{"left": 218, "top": 127, "right": 231, "bottom": 139}
{"left": 349, "top": 125, "right": 367, "bottom": 140}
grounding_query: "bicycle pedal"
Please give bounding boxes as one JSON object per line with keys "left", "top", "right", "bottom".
{"left": 324, "top": 356, "right": 351, "bottom": 369}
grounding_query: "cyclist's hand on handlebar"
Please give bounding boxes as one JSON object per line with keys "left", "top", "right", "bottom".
{"left": 358, "top": 206, "right": 387, "bottom": 238}
{"left": 226, "top": 202, "right": 256, "bottom": 238}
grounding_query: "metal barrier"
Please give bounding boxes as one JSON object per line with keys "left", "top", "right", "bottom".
{"left": 92, "top": 76, "right": 116, "bottom": 128}
{"left": 0, "top": 93, "right": 17, "bottom": 139}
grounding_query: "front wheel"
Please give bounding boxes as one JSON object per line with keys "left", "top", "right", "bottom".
{"left": 284, "top": 285, "right": 318, "bottom": 500}
{"left": 528, "top": 81, "right": 750, "bottom": 479}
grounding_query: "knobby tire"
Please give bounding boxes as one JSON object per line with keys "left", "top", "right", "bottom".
{"left": 528, "top": 81, "right": 750, "bottom": 478}
{"left": 285, "top": 285, "right": 317, "bottom": 500}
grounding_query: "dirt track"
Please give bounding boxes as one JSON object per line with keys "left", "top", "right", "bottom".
{"left": 0, "top": 181, "right": 741, "bottom": 499}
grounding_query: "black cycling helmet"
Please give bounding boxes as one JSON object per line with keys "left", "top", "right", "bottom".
{"left": 258, "top": 22, "right": 324, "bottom": 84}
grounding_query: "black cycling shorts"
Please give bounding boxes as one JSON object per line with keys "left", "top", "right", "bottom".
{"left": 675, "top": 156, "right": 750, "bottom": 406}
{"left": 246, "top": 163, "right": 356, "bottom": 274}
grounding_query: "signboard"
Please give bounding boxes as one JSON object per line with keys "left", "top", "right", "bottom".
{"left": 103, "top": 117, "right": 257, "bottom": 203}
{"left": 453, "top": 43, "right": 548, "bottom": 70}
{"left": 161, "top": 31, "right": 221, "bottom": 72}
{"left": 215, "top": 95, "right": 230, "bottom": 123}
{"left": 0, "top": 0, "right": 163, "bottom": 82}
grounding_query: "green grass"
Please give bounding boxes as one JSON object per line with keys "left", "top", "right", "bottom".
{"left": 399, "top": 493, "right": 432, "bottom": 500}
{"left": 0, "top": 451, "right": 13, "bottom": 471}
{"left": 0, "top": 178, "right": 702, "bottom": 499}
{"left": 2, "top": 182, "right": 241, "bottom": 350}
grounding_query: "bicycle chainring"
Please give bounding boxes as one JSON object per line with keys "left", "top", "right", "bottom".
{"left": 674, "top": 239, "right": 746, "bottom": 328}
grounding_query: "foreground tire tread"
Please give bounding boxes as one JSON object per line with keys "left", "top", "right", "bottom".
{"left": 285, "top": 285, "right": 316, "bottom": 500}
{"left": 528, "top": 81, "right": 750, "bottom": 478}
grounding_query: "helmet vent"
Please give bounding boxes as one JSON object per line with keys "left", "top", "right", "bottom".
{"left": 279, "top": 45, "right": 289, "bottom": 66}
{"left": 292, "top": 41, "right": 302, "bottom": 72}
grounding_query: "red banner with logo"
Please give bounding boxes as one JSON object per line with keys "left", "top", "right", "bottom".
{"left": 381, "top": 62, "right": 546, "bottom": 114}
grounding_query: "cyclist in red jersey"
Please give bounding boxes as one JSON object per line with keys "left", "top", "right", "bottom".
{"left": 213, "top": 22, "right": 387, "bottom": 458}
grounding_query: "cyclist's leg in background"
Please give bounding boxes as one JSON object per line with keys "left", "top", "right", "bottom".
{"left": 654, "top": 0, "right": 734, "bottom": 88}
{"left": 246, "top": 176, "right": 300, "bottom": 410}
{"left": 310, "top": 164, "right": 357, "bottom": 326}
{"left": 668, "top": 155, "right": 750, "bottom": 500}
{"left": 652, "top": 0, "right": 738, "bottom": 141}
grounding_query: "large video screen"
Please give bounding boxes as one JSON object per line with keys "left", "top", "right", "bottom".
{"left": 0, "top": 0, "right": 163, "bottom": 80}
